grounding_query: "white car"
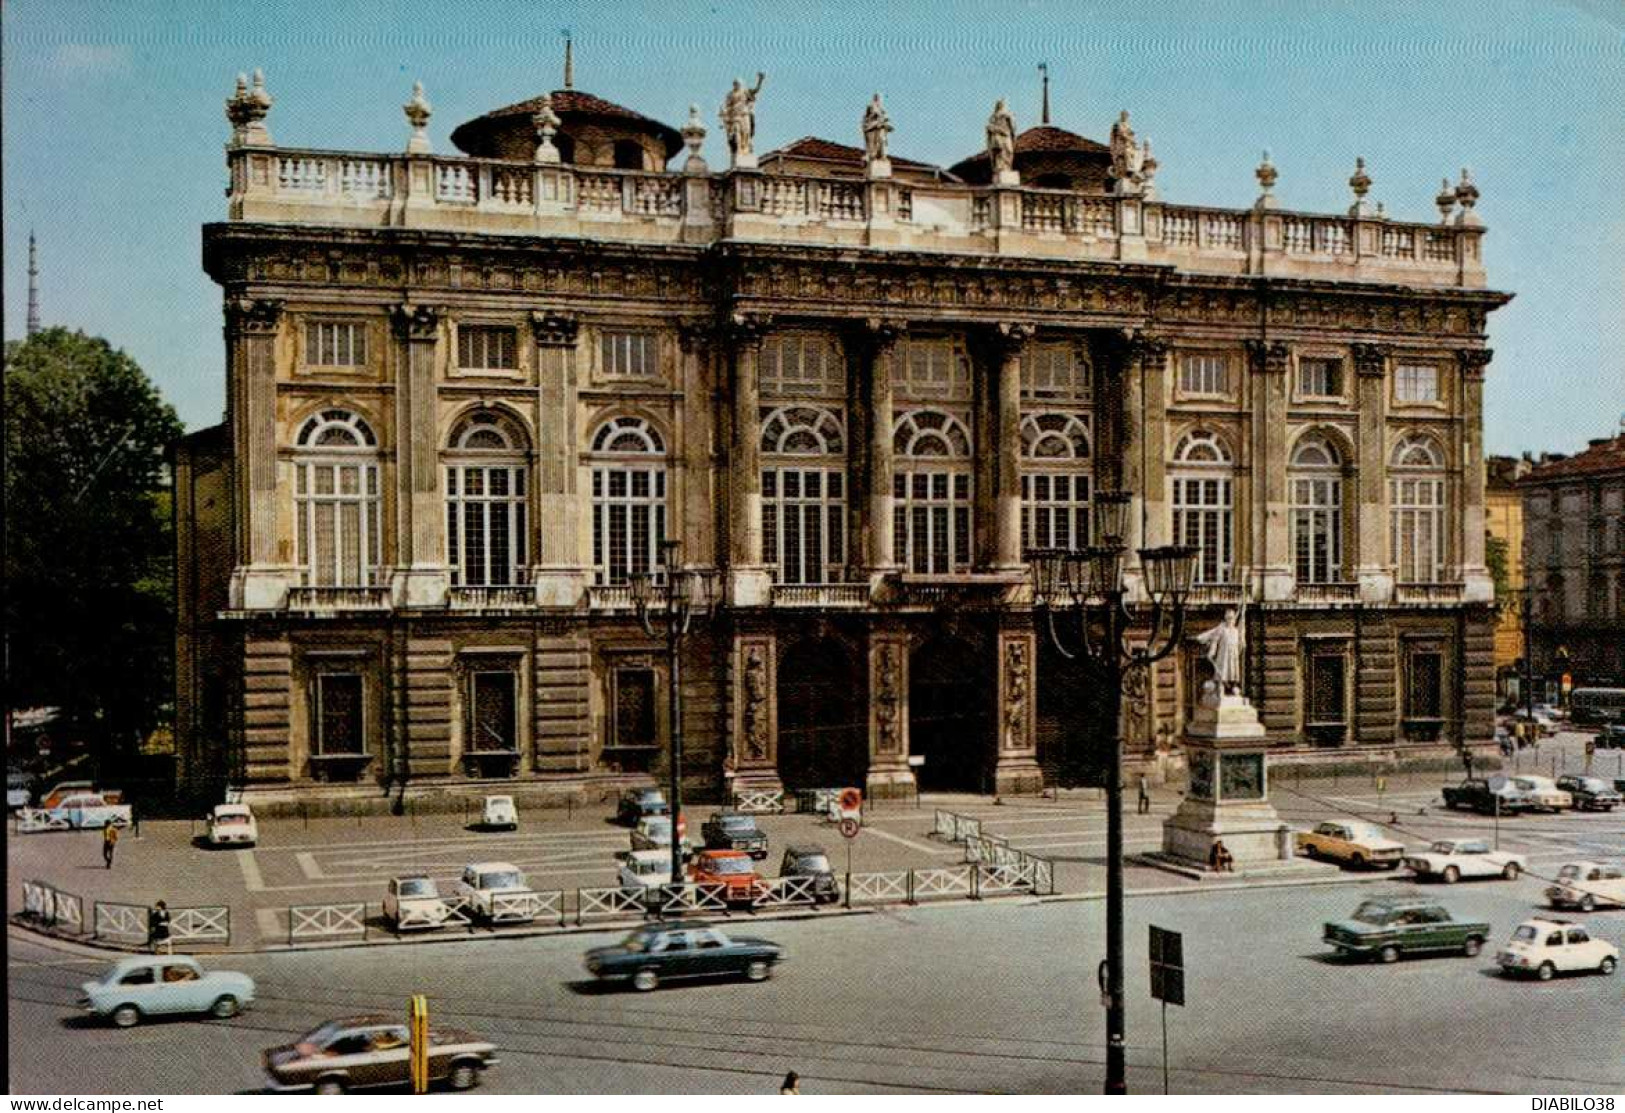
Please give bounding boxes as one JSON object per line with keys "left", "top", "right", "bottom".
{"left": 1545, "top": 862, "right": 1625, "bottom": 912}
{"left": 7, "top": 772, "right": 32, "bottom": 810}
{"left": 617, "top": 849, "right": 675, "bottom": 892}
{"left": 456, "top": 861, "right": 533, "bottom": 923}
{"left": 481, "top": 795, "right": 518, "bottom": 830}
{"left": 1497, "top": 919, "right": 1619, "bottom": 980}
{"left": 1405, "top": 838, "right": 1526, "bottom": 883}
{"left": 1506, "top": 775, "right": 1571, "bottom": 813}
{"left": 630, "top": 814, "right": 691, "bottom": 858}
{"left": 207, "top": 803, "right": 257, "bottom": 847}
{"left": 384, "top": 875, "right": 455, "bottom": 930}
{"left": 1294, "top": 821, "right": 1406, "bottom": 869}
{"left": 47, "top": 793, "right": 132, "bottom": 830}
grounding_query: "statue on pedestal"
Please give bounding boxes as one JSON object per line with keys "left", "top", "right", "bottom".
{"left": 1193, "top": 597, "right": 1247, "bottom": 697}
{"left": 720, "top": 73, "right": 766, "bottom": 164}
{"left": 1109, "top": 110, "right": 1144, "bottom": 187}
{"left": 861, "top": 94, "right": 892, "bottom": 164}
{"left": 986, "top": 99, "right": 1016, "bottom": 177}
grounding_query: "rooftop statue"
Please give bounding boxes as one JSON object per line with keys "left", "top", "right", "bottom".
{"left": 861, "top": 93, "right": 892, "bottom": 164}
{"left": 986, "top": 98, "right": 1016, "bottom": 177}
{"left": 720, "top": 73, "right": 766, "bottom": 164}
{"left": 1110, "top": 110, "right": 1144, "bottom": 185}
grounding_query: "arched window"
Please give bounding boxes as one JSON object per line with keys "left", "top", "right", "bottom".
{"left": 1290, "top": 432, "right": 1344, "bottom": 585}
{"left": 1389, "top": 433, "right": 1447, "bottom": 584}
{"left": 445, "top": 411, "right": 529, "bottom": 587}
{"left": 1170, "top": 430, "right": 1235, "bottom": 585}
{"left": 588, "top": 416, "right": 666, "bottom": 585}
{"left": 613, "top": 139, "right": 644, "bottom": 170}
{"left": 1021, "top": 414, "right": 1092, "bottom": 553}
{"left": 294, "top": 410, "right": 382, "bottom": 587}
{"left": 760, "top": 407, "right": 846, "bottom": 585}
{"left": 893, "top": 410, "right": 972, "bottom": 573}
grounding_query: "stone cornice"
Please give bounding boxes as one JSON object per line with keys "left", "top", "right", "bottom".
{"left": 391, "top": 302, "right": 444, "bottom": 340}
{"left": 529, "top": 310, "right": 579, "bottom": 348}
{"left": 224, "top": 296, "right": 283, "bottom": 335}
{"left": 1351, "top": 342, "right": 1390, "bottom": 378}
{"left": 1245, "top": 338, "right": 1291, "bottom": 375}
{"left": 1456, "top": 348, "right": 1493, "bottom": 380}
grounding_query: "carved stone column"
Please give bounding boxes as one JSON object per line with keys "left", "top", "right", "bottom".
{"left": 1352, "top": 342, "right": 1393, "bottom": 603}
{"left": 1129, "top": 332, "right": 1171, "bottom": 553}
{"left": 1247, "top": 340, "right": 1293, "bottom": 601}
{"left": 726, "top": 313, "right": 773, "bottom": 606}
{"left": 865, "top": 631, "right": 915, "bottom": 799}
{"left": 859, "top": 319, "right": 905, "bottom": 579}
{"left": 1457, "top": 348, "right": 1494, "bottom": 602}
{"left": 226, "top": 297, "right": 287, "bottom": 610}
{"left": 994, "top": 623, "right": 1043, "bottom": 795}
{"left": 987, "top": 322, "right": 1034, "bottom": 571}
{"left": 532, "top": 311, "right": 585, "bottom": 607}
{"left": 730, "top": 632, "right": 782, "bottom": 797}
{"left": 677, "top": 320, "right": 718, "bottom": 571}
{"left": 390, "top": 303, "right": 449, "bottom": 607}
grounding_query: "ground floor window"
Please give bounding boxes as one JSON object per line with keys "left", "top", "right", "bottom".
{"left": 1304, "top": 646, "right": 1348, "bottom": 745}
{"left": 464, "top": 668, "right": 519, "bottom": 777}
{"left": 314, "top": 673, "right": 365, "bottom": 755}
{"left": 603, "top": 666, "right": 658, "bottom": 774}
{"left": 1403, "top": 644, "right": 1445, "bottom": 741}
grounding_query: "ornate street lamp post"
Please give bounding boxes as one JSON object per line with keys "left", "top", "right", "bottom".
{"left": 1026, "top": 491, "right": 1197, "bottom": 1096}
{"left": 630, "top": 540, "right": 720, "bottom": 885}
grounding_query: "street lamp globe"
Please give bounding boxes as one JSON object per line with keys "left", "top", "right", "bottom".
{"left": 1094, "top": 490, "right": 1133, "bottom": 547}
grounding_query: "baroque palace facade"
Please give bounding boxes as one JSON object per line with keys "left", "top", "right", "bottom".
{"left": 174, "top": 69, "right": 1511, "bottom": 804}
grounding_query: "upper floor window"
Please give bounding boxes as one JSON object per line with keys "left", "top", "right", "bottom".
{"left": 1290, "top": 432, "right": 1344, "bottom": 585}
{"left": 589, "top": 416, "right": 666, "bottom": 586}
{"left": 600, "top": 329, "right": 658, "bottom": 379}
{"left": 445, "top": 412, "right": 529, "bottom": 588}
{"left": 1390, "top": 434, "right": 1446, "bottom": 583}
{"left": 761, "top": 406, "right": 846, "bottom": 585}
{"left": 899, "top": 339, "right": 971, "bottom": 401}
{"left": 1178, "top": 352, "right": 1231, "bottom": 397}
{"left": 458, "top": 325, "right": 517, "bottom": 372}
{"left": 760, "top": 333, "right": 842, "bottom": 396}
{"left": 305, "top": 321, "right": 367, "bottom": 368}
{"left": 759, "top": 406, "right": 845, "bottom": 456}
{"left": 1171, "top": 430, "right": 1236, "bottom": 585}
{"left": 894, "top": 409, "right": 972, "bottom": 574}
{"left": 893, "top": 409, "right": 972, "bottom": 457}
{"left": 1298, "top": 356, "right": 1342, "bottom": 399}
{"left": 1022, "top": 343, "right": 1092, "bottom": 403}
{"left": 1395, "top": 362, "right": 1439, "bottom": 404}
{"left": 294, "top": 410, "right": 382, "bottom": 588}
{"left": 1021, "top": 413, "right": 1092, "bottom": 556}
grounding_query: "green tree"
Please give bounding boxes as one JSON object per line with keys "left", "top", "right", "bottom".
{"left": 1485, "top": 533, "right": 1512, "bottom": 615}
{"left": 4, "top": 328, "right": 184, "bottom": 775}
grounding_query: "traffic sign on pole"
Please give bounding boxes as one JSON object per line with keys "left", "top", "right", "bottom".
{"left": 838, "top": 817, "right": 860, "bottom": 839}
{"left": 1149, "top": 925, "right": 1185, "bottom": 1006}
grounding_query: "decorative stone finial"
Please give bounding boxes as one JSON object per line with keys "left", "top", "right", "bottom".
{"left": 403, "top": 81, "right": 432, "bottom": 154}
{"left": 1254, "top": 149, "right": 1278, "bottom": 208}
{"left": 1140, "top": 138, "right": 1158, "bottom": 199}
{"left": 1347, "top": 156, "right": 1374, "bottom": 217}
{"left": 532, "top": 94, "right": 562, "bottom": 163}
{"left": 1435, "top": 177, "right": 1457, "bottom": 223}
{"left": 680, "top": 103, "right": 707, "bottom": 173}
{"left": 1454, "top": 167, "right": 1481, "bottom": 227}
{"left": 226, "top": 68, "right": 273, "bottom": 147}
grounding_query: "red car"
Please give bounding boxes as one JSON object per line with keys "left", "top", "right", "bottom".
{"left": 688, "top": 849, "right": 768, "bottom": 905}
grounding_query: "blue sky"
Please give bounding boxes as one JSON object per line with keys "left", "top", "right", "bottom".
{"left": 5, "top": 0, "right": 1623, "bottom": 454}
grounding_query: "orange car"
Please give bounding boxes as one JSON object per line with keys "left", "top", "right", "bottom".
{"left": 688, "top": 849, "right": 768, "bottom": 905}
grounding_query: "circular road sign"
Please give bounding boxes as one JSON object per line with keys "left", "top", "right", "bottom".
{"left": 838, "top": 787, "right": 863, "bottom": 813}
{"left": 839, "top": 817, "right": 861, "bottom": 839}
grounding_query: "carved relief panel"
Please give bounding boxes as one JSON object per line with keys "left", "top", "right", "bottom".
{"left": 734, "top": 635, "right": 777, "bottom": 767}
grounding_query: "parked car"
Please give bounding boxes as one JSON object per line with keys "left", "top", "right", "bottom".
{"left": 630, "top": 814, "right": 691, "bottom": 858}
{"left": 617, "top": 848, "right": 675, "bottom": 898}
{"left": 583, "top": 921, "right": 784, "bottom": 992}
{"left": 1496, "top": 919, "right": 1619, "bottom": 980}
{"left": 79, "top": 955, "right": 255, "bottom": 1028}
{"left": 207, "top": 802, "right": 258, "bottom": 847}
{"left": 1506, "top": 775, "right": 1571, "bottom": 813}
{"left": 779, "top": 844, "right": 840, "bottom": 904}
{"left": 384, "top": 875, "right": 455, "bottom": 930}
{"left": 1597, "top": 722, "right": 1625, "bottom": 749}
{"left": 702, "top": 811, "right": 769, "bottom": 859}
{"left": 46, "top": 792, "right": 131, "bottom": 830}
{"left": 1511, "top": 707, "right": 1559, "bottom": 736}
{"left": 1321, "top": 894, "right": 1490, "bottom": 963}
{"left": 481, "top": 795, "right": 518, "bottom": 830}
{"left": 456, "top": 861, "right": 533, "bottom": 923}
{"left": 689, "top": 848, "right": 769, "bottom": 905}
{"left": 1545, "top": 862, "right": 1625, "bottom": 912}
{"left": 1405, "top": 838, "right": 1526, "bottom": 883}
{"left": 615, "top": 787, "right": 669, "bottom": 826}
{"left": 1295, "top": 821, "right": 1405, "bottom": 869}
{"left": 263, "top": 1015, "right": 498, "bottom": 1093}
{"left": 1554, "top": 775, "right": 1621, "bottom": 812}
{"left": 1440, "top": 777, "right": 1529, "bottom": 815}
{"left": 40, "top": 780, "right": 110, "bottom": 809}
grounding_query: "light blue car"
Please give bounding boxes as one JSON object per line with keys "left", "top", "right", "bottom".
{"left": 78, "top": 955, "right": 255, "bottom": 1028}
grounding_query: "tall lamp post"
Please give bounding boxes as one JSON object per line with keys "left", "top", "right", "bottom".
{"left": 1519, "top": 584, "right": 1537, "bottom": 745}
{"left": 630, "top": 540, "right": 720, "bottom": 885}
{"left": 1026, "top": 490, "right": 1197, "bottom": 1096}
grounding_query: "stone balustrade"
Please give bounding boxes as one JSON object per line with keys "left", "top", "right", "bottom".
{"left": 226, "top": 145, "right": 1487, "bottom": 287}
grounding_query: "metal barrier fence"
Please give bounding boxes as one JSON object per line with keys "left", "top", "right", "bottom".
{"left": 290, "top": 902, "right": 366, "bottom": 944}
{"left": 732, "top": 789, "right": 786, "bottom": 814}
{"left": 911, "top": 866, "right": 978, "bottom": 900}
{"left": 94, "top": 901, "right": 150, "bottom": 943}
{"left": 845, "top": 871, "right": 908, "bottom": 906}
{"left": 963, "top": 834, "right": 1056, "bottom": 895}
{"left": 172, "top": 906, "right": 230, "bottom": 945}
{"left": 658, "top": 883, "right": 729, "bottom": 916}
{"left": 751, "top": 875, "right": 818, "bottom": 909}
{"left": 489, "top": 890, "right": 565, "bottom": 927}
{"left": 578, "top": 886, "right": 652, "bottom": 922}
{"left": 933, "top": 809, "right": 983, "bottom": 843}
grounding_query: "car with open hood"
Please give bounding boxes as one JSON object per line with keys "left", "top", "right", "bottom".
{"left": 79, "top": 955, "right": 254, "bottom": 1028}
{"left": 262, "top": 1015, "right": 497, "bottom": 1093}
{"left": 583, "top": 922, "right": 784, "bottom": 992}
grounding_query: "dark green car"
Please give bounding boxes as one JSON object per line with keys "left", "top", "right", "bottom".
{"left": 1323, "top": 895, "right": 1490, "bottom": 963}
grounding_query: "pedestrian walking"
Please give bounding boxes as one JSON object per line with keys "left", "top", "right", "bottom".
{"left": 779, "top": 1071, "right": 800, "bottom": 1095}
{"left": 131, "top": 806, "right": 140, "bottom": 839}
{"left": 102, "top": 822, "right": 119, "bottom": 869}
{"left": 148, "top": 901, "right": 172, "bottom": 955}
{"left": 1136, "top": 775, "right": 1150, "bottom": 815}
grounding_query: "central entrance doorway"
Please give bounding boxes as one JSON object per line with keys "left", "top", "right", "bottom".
{"left": 909, "top": 636, "right": 991, "bottom": 792}
{"left": 1036, "top": 637, "right": 1114, "bottom": 787}
{"left": 776, "top": 638, "right": 865, "bottom": 791}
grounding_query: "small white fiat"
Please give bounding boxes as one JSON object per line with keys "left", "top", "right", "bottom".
{"left": 481, "top": 795, "right": 518, "bottom": 831}
{"left": 1496, "top": 918, "right": 1619, "bottom": 980}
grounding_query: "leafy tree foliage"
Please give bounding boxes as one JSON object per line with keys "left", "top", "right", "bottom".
{"left": 4, "top": 328, "right": 184, "bottom": 772}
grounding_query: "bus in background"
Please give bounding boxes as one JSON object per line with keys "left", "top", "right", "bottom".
{"left": 1570, "top": 687, "right": 1625, "bottom": 728}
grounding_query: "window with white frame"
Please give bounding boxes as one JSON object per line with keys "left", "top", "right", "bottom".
{"left": 1021, "top": 342, "right": 1092, "bottom": 403}
{"left": 1178, "top": 352, "right": 1231, "bottom": 396}
{"left": 457, "top": 324, "right": 517, "bottom": 371}
{"left": 760, "top": 333, "right": 842, "bottom": 395}
{"left": 1389, "top": 434, "right": 1447, "bottom": 583}
{"left": 893, "top": 410, "right": 972, "bottom": 573}
{"left": 294, "top": 410, "right": 382, "bottom": 587}
{"left": 1170, "top": 429, "right": 1235, "bottom": 585}
{"left": 589, "top": 416, "right": 667, "bottom": 585}
{"left": 1290, "top": 433, "right": 1345, "bottom": 584}
{"left": 599, "top": 329, "right": 658, "bottom": 378}
{"left": 445, "top": 413, "right": 529, "bottom": 587}
{"left": 760, "top": 406, "right": 846, "bottom": 584}
{"left": 899, "top": 339, "right": 971, "bottom": 400}
{"left": 1298, "top": 356, "right": 1343, "bottom": 398}
{"left": 1020, "top": 413, "right": 1091, "bottom": 553}
{"left": 305, "top": 320, "right": 367, "bottom": 368}
{"left": 1395, "top": 362, "right": 1439, "bottom": 403}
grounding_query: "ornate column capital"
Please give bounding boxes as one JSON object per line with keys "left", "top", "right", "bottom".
{"left": 1244, "top": 338, "right": 1291, "bottom": 374}
{"left": 1456, "top": 347, "right": 1493, "bottom": 380}
{"left": 725, "top": 310, "right": 772, "bottom": 350}
{"left": 391, "top": 302, "right": 445, "bottom": 340}
{"left": 851, "top": 316, "right": 908, "bottom": 354}
{"left": 1350, "top": 342, "right": 1390, "bottom": 379}
{"left": 224, "top": 296, "right": 284, "bottom": 335}
{"left": 1122, "top": 328, "right": 1169, "bottom": 365}
{"left": 676, "top": 317, "right": 715, "bottom": 354}
{"left": 983, "top": 320, "right": 1037, "bottom": 361}
{"left": 529, "top": 310, "right": 579, "bottom": 348}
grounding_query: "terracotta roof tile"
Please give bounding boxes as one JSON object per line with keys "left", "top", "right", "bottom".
{"left": 1520, "top": 435, "right": 1625, "bottom": 482}
{"left": 451, "top": 89, "right": 683, "bottom": 157}
{"left": 768, "top": 136, "right": 942, "bottom": 173}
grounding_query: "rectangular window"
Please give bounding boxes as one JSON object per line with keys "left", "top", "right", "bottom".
{"left": 296, "top": 462, "right": 381, "bottom": 587}
{"left": 315, "top": 674, "right": 364, "bottom": 755}
{"left": 1022, "top": 343, "right": 1091, "bottom": 402}
{"left": 469, "top": 671, "right": 517, "bottom": 753}
{"left": 305, "top": 321, "right": 367, "bottom": 367}
{"left": 1390, "top": 477, "right": 1445, "bottom": 583}
{"left": 1403, "top": 647, "right": 1444, "bottom": 740}
{"left": 1021, "top": 472, "right": 1091, "bottom": 553}
{"left": 761, "top": 334, "right": 841, "bottom": 395}
{"left": 612, "top": 668, "right": 657, "bottom": 749}
{"left": 1293, "top": 477, "right": 1343, "bottom": 584}
{"left": 1306, "top": 650, "right": 1347, "bottom": 743}
{"left": 591, "top": 467, "right": 666, "bottom": 585}
{"left": 763, "top": 467, "right": 845, "bottom": 584}
{"left": 900, "top": 340, "right": 971, "bottom": 400}
{"left": 1298, "top": 356, "right": 1342, "bottom": 398}
{"left": 894, "top": 469, "right": 972, "bottom": 573}
{"left": 600, "top": 329, "right": 657, "bottom": 378}
{"left": 1395, "top": 362, "right": 1439, "bottom": 403}
{"left": 1172, "top": 476, "right": 1234, "bottom": 584}
{"left": 457, "top": 325, "right": 517, "bottom": 371}
{"left": 446, "top": 465, "right": 528, "bottom": 586}
{"left": 1178, "top": 353, "right": 1230, "bottom": 396}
